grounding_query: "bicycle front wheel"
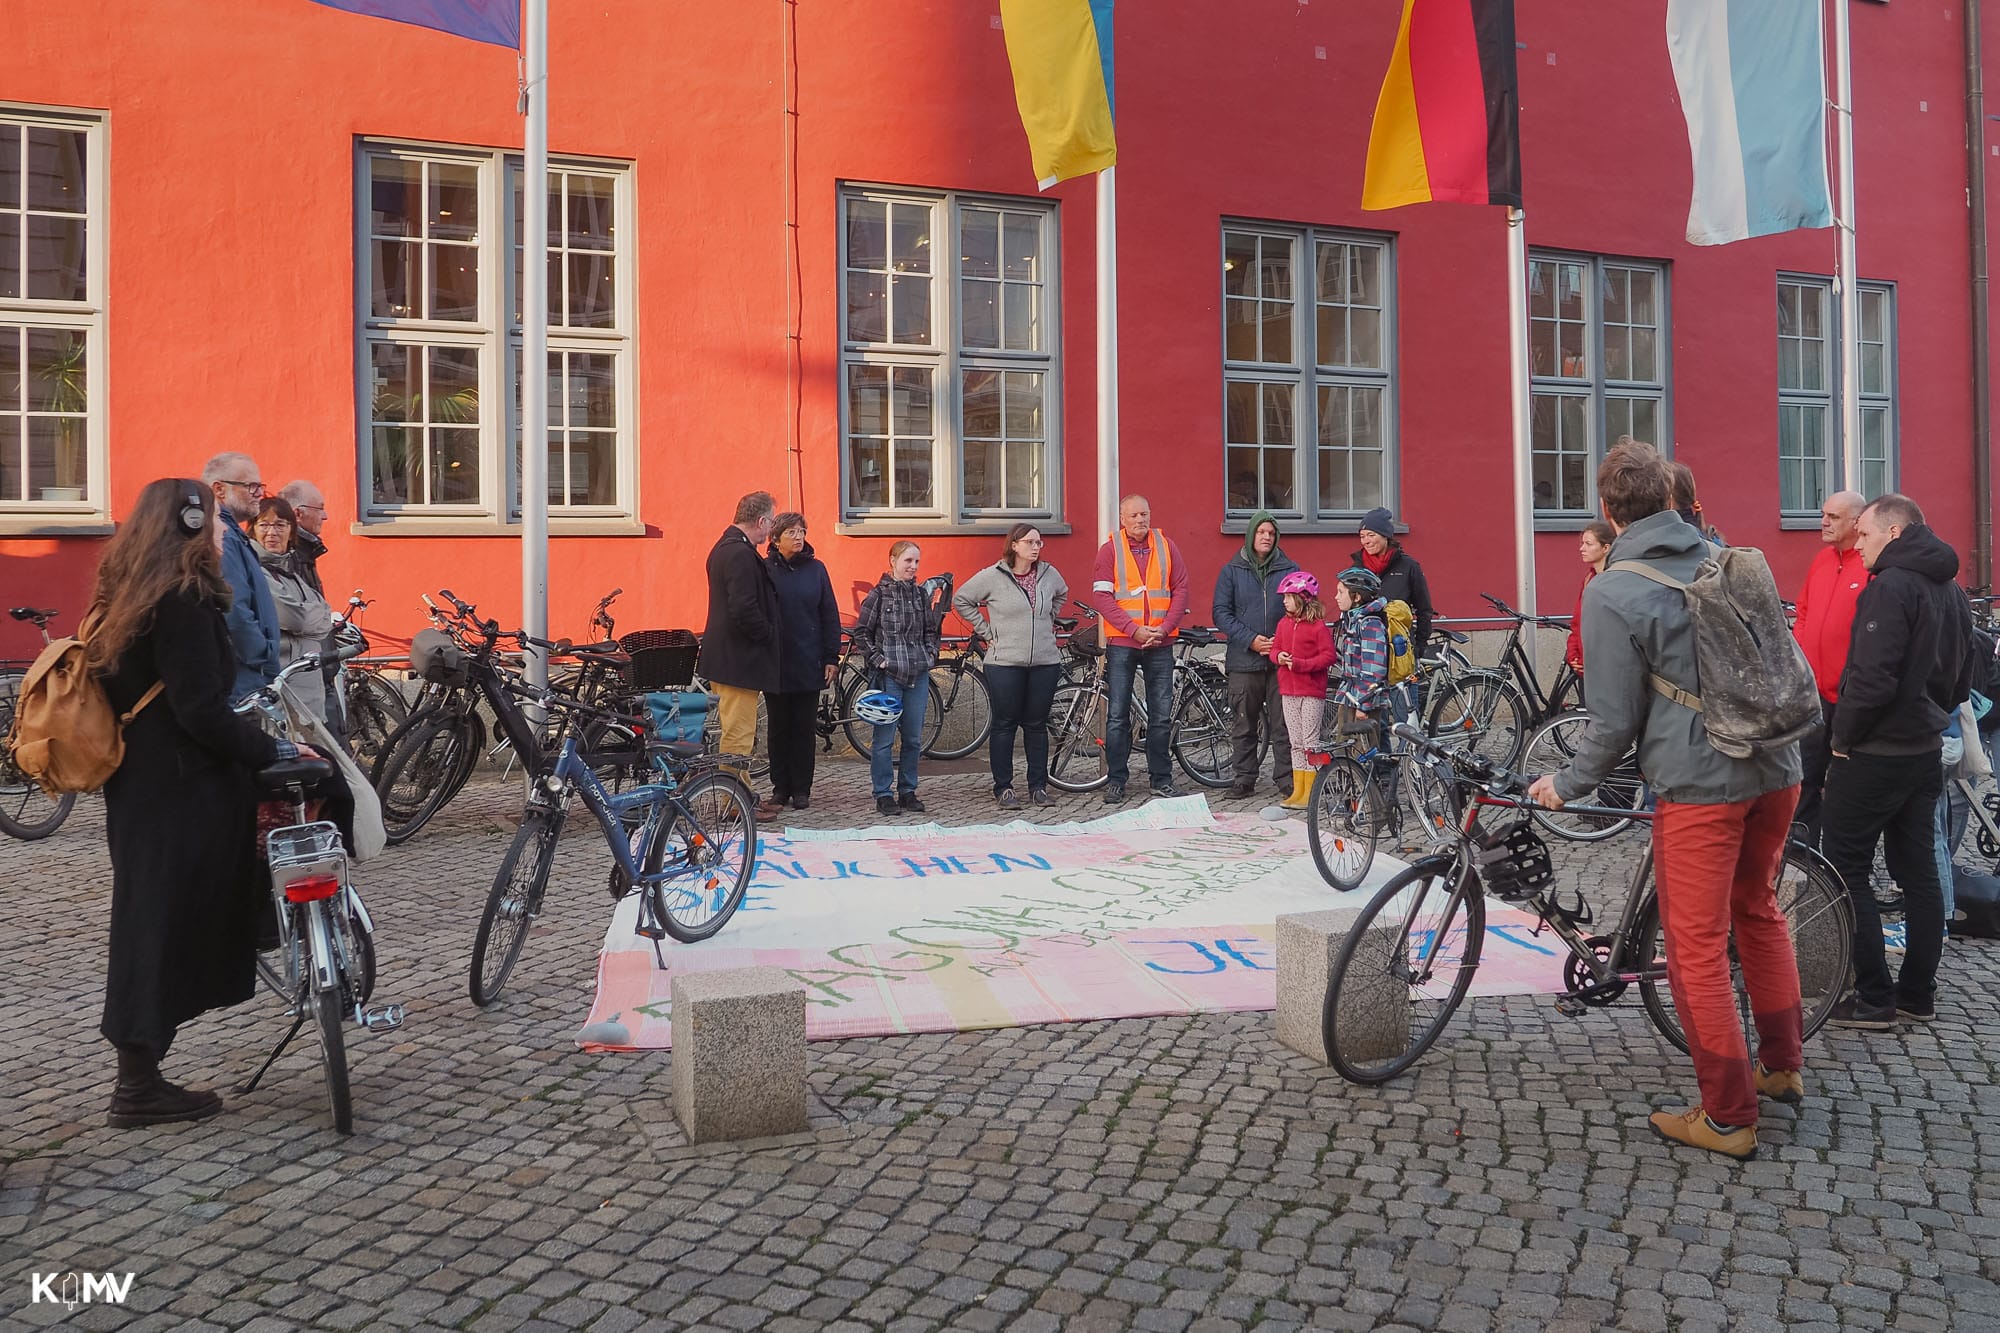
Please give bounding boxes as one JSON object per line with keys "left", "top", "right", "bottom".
{"left": 923, "top": 662, "right": 993, "bottom": 759}
{"left": 0, "top": 672, "right": 76, "bottom": 840}
{"left": 470, "top": 805, "right": 564, "bottom": 1006}
{"left": 1636, "top": 841, "right": 1854, "bottom": 1054}
{"left": 648, "top": 771, "right": 757, "bottom": 942}
{"left": 1323, "top": 859, "right": 1487, "bottom": 1084}
{"left": 1306, "top": 757, "right": 1382, "bottom": 892}
{"left": 1044, "top": 683, "right": 1110, "bottom": 792}
{"left": 1171, "top": 680, "right": 1234, "bottom": 788}
{"left": 373, "top": 711, "right": 476, "bottom": 845}
{"left": 1425, "top": 670, "right": 1527, "bottom": 767}
{"left": 343, "top": 671, "right": 407, "bottom": 771}
{"left": 311, "top": 975, "right": 353, "bottom": 1135}
{"left": 1519, "top": 713, "right": 1645, "bottom": 842}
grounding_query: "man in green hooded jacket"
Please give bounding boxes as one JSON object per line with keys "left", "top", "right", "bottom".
{"left": 1213, "top": 511, "right": 1300, "bottom": 797}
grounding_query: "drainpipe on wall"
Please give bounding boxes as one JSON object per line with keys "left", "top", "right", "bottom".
{"left": 1968, "top": 0, "right": 1993, "bottom": 589}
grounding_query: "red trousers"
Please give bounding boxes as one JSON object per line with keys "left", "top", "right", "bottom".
{"left": 1652, "top": 785, "right": 1804, "bottom": 1127}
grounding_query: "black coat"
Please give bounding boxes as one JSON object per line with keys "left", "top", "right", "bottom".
{"left": 767, "top": 541, "right": 842, "bottom": 695}
{"left": 1350, "top": 543, "right": 1436, "bottom": 658}
{"left": 697, "top": 526, "right": 780, "bottom": 693}
{"left": 1831, "top": 524, "right": 1975, "bottom": 756}
{"left": 100, "top": 587, "right": 280, "bottom": 1054}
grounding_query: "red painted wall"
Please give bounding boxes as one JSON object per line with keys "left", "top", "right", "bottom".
{"left": 1, "top": 0, "right": 1991, "bottom": 662}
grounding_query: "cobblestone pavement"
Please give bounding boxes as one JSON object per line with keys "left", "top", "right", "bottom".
{"left": 3, "top": 745, "right": 1999, "bottom": 1332}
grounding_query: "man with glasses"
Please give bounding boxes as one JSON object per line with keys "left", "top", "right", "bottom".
{"left": 202, "top": 451, "right": 282, "bottom": 700}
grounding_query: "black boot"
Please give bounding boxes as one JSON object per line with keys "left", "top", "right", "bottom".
{"left": 107, "top": 1044, "right": 223, "bottom": 1129}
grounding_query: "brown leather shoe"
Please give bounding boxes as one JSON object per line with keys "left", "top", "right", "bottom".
{"left": 1754, "top": 1062, "right": 1804, "bottom": 1105}
{"left": 107, "top": 1076, "right": 223, "bottom": 1129}
{"left": 1648, "top": 1105, "right": 1756, "bottom": 1160}
{"left": 754, "top": 798, "right": 786, "bottom": 821}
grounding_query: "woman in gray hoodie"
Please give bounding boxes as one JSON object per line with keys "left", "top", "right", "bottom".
{"left": 953, "top": 524, "right": 1069, "bottom": 808}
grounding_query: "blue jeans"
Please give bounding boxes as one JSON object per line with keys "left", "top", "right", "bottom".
{"left": 869, "top": 675, "right": 928, "bottom": 799}
{"left": 1105, "top": 644, "right": 1175, "bottom": 787}
{"left": 1937, "top": 777, "right": 1972, "bottom": 921}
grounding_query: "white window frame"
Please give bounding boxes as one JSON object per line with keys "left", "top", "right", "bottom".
{"left": 1528, "top": 250, "right": 1672, "bottom": 522}
{"left": 1220, "top": 222, "right": 1397, "bottom": 529}
{"left": 1777, "top": 274, "right": 1895, "bottom": 519}
{"left": 0, "top": 105, "right": 108, "bottom": 530}
{"left": 354, "top": 140, "right": 637, "bottom": 528}
{"left": 836, "top": 184, "right": 1063, "bottom": 532}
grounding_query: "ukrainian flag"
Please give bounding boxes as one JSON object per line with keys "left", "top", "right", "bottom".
{"left": 1001, "top": 0, "right": 1116, "bottom": 190}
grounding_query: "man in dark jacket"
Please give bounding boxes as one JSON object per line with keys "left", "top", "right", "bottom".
{"left": 202, "top": 451, "right": 282, "bottom": 701}
{"left": 1213, "top": 510, "right": 1297, "bottom": 797}
{"left": 764, "top": 511, "right": 841, "bottom": 815}
{"left": 1824, "top": 494, "right": 1975, "bottom": 1031}
{"left": 698, "top": 491, "right": 780, "bottom": 783}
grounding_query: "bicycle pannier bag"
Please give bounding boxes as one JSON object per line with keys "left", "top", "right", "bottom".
{"left": 1605, "top": 546, "right": 1821, "bottom": 759}
{"left": 5, "top": 615, "right": 162, "bottom": 796}
{"left": 409, "top": 628, "right": 467, "bottom": 686}
{"left": 1380, "top": 599, "right": 1418, "bottom": 685}
{"left": 646, "top": 690, "right": 717, "bottom": 746}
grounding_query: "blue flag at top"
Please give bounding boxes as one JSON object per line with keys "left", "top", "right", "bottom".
{"left": 309, "top": 0, "right": 520, "bottom": 48}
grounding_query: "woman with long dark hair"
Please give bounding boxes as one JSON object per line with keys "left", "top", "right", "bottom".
{"left": 92, "top": 478, "right": 315, "bottom": 1128}
{"left": 953, "top": 523, "right": 1069, "bottom": 808}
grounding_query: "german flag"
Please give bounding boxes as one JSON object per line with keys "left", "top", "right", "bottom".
{"left": 1361, "top": 0, "right": 1522, "bottom": 210}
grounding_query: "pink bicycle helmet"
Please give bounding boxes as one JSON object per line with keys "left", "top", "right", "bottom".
{"left": 1276, "top": 570, "right": 1320, "bottom": 599}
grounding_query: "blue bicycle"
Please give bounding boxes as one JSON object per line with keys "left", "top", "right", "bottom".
{"left": 470, "top": 690, "right": 757, "bottom": 1007}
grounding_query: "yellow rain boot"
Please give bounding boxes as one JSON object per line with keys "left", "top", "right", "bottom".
{"left": 1279, "top": 768, "right": 1313, "bottom": 811}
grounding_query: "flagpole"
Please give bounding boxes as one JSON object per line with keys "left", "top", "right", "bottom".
{"left": 1096, "top": 165, "right": 1119, "bottom": 546}
{"left": 1831, "top": 0, "right": 1863, "bottom": 495}
{"left": 1506, "top": 207, "right": 1536, "bottom": 617}
{"left": 521, "top": 0, "right": 550, "bottom": 711}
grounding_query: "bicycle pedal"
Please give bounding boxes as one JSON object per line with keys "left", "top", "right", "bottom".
{"left": 635, "top": 922, "right": 666, "bottom": 941}
{"left": 1553, "top": 996, "right": 1589, "bottom": 1018}
{"left": 360, "top": 1004, "right": 405, "bottom": 1033}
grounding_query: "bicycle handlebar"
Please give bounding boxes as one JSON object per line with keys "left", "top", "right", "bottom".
{"left": 1388, "top": 722, "right": 1653, "bottom": 823}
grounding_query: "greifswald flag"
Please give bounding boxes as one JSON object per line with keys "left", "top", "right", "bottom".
{"left": 307, "top": 0, "right": 520, "bottom": 48}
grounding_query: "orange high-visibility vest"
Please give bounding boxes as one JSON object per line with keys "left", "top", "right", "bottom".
{"left": 1112, "top": 529, "right": 1174, "bottom": 634}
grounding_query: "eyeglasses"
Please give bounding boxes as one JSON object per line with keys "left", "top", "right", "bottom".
{"left": 225, "top": 479, "right": 266, "bottom": 496}
{"left": 254, "top": 520, "right": 291, "bottom": 531}
{"left": 295, "top": 504, "right": 327, "bottom": 516}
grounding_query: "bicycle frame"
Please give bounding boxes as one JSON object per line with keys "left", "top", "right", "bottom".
{"left": 535, "top": 734, "right": 698, "bottom": 891}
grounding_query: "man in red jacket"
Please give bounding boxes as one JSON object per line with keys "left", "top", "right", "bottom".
{"left": 1792, "top": 489, "right": 1867, "bottom": 845}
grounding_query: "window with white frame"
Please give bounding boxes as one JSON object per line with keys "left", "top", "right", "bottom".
{"left": 0, "top": 108, "right": 105, "bottom": 519}
{"left": 1529, "top": 253, "right": 1670, "bottom": 516}
{"left": 1777, "top": 276, "right": 1895, "bottom": 514}
{"left": 358, "top": 143, "right": 635, "bottom": 520}
{"left": 1221, "top": 225, "right": 1394, "bottom": 521}
{"left": 839, "top": 187, "right": 1059, "bottom": 521}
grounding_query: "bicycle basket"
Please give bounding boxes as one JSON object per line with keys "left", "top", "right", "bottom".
{"left": 1470, "top": 814, "right": 1554, "bottom": 903}
{"left": 645, "top": 689, "right": 716, "bottom": 745}
{"left": 620, "top": 629, "right": 699, "bottom": 691}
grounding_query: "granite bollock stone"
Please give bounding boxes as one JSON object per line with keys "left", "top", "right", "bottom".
{"left": 672, "top": 966, "right": 810, "bottom": 1142}
{"left": 1274, "top": 908, "right": 1399, "bottom": 1065}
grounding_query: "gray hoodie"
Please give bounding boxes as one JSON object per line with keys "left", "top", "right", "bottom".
{"left": 1553, "top": 510, "right": 1801, "bottom": 806}
{"left": 953, "top": 561, "right": 1070, "bottom": 668}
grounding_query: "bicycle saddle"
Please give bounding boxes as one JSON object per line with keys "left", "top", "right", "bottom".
{"left": 569, "top": 639, "right": 628, "bottom": 659}
{"left": 256, "top": 757, "right": 333, "bottom": 793}
{"left": 9, "top": 607, "right": 56, "bottom": 622}
{"left": 650, "top": 739, "right": 705, "bottom": 760}
{"left": 1177, "top": 626, "right": 1220, "bottom": 646}
{"left": 1438, "top": 627, "right": 1469, "bottom": 644}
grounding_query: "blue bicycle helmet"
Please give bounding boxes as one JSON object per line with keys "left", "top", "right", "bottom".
{"left": 853, "top": 690, "right": 904, "bottom": 725}
{"left": 1336, "top": 566, "right": 1382, "bottom": 599}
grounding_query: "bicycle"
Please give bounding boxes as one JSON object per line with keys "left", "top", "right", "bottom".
{"left": 1305, "top": 698, "right": 1456, "bottom": 891}
{"left": 1422, "top": 593, "right": 1581, "bottom": 767}
{"left": 1042, "top": 624, "right": 1234, "bottom": 792}
{"left": 235, "top": 657, "right": 403, "bottom": 1135}
{"left": 1, "top": 606, "right": 78, "bottom": 840}
{"left": 1320, "top": 723, "right": 1853, "bottom": 1084}
{"left": 471, "top": 702, "right": 757, "bottom": 1007}
{"left": 1516, "top": 711, "right": 1648, "bottom": 842}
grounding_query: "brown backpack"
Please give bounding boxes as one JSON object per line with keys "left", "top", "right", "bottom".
{"left": 5, "top": 612, "right": 162, "bottom": 796}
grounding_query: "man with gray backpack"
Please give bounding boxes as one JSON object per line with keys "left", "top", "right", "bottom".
{"left": 1529, "top": 440, "right": 1815, "bottom": 1162}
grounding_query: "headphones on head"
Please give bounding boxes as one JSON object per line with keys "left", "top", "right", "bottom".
{"left": 176, "top": 480, "right": 207, "bottom": 536}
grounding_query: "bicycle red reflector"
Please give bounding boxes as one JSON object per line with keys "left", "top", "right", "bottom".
{"left": 284, "top": 874, "right": 341, "bottom": 903}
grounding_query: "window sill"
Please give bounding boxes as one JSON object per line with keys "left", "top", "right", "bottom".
{"left": 350, "top": 517, "right": 649, "bottom": 537}
{"left": 1778, "top": 516, "right": 1823, "bottom": 532}
{"left": 1533, "top": 516, "right": 1600, "bottom": 534}
{"left": 1219, "top": 518, "right": 1405, "bottom": 537}
{"left": 0, "top": 517, "right": 115, "bottom": 538}
{"left": 835, "top": 518, "right": 1073, "bottom": 538}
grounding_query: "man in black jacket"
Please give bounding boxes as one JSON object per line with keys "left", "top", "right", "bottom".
{"left": 698, "top": 492, "right": 780, "bottom": 785}
{"left": 1823, "top": 494, "right": 1974, "bottom": 1030}
{"left": 1213, "top": 510, "right": 1298, "bottom": 797}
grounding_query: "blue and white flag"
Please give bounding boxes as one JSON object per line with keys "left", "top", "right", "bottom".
{"left": 308, "top": 0, "right": 520, "bottom": 48}
{"left": 1665, "top": 0, "right": 1833, "bottom": 246}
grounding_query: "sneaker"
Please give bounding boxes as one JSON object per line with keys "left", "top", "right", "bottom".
{"left": 1829, "top": 994, "right": 1897, "bottom": 1030}
{"left": 1103, "top": 782, "right": 1127, "bottom": 805}
{"left": 1895, "top": 998, "right": 1936, "bottom": 1022}
{"left": 997, "top": 788, "right": 1022, "bottom": 810}
{"left": 1029, "top": 787, "right": 1055, "bottom": 806}
{"left": 875, "top": 796, "right": 900, "bottom": 817}
{"left": 899, "top": 792, "right": 926, "bottom": 814}
{"left": 1754, "top": 1061, "right": 1804, "bottom": 1105}
{"left": 1648, "top": 1106, "right": 1757, "bottom": 1161}
{"left": 1151, "top": 780, "right": 1185, "bottom": 799}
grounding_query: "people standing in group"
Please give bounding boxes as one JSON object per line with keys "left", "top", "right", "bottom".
{"left": 251, "top": 497, "right": 334, "bottom": 724}
{"left": 1791, "top": 490, "right": 1868, "bottom": 846}
{"left": 953, "top": 524, "right": 1068, "bottom": 810}
{"left": 1351, "top": 507, "right": 1434, "bottom": 667}
{"left": 202, "top": 451, "right": 281, "bottom": 701}
{"left": 1563, "top": 519, "right": 1616, "bottom": 686}
{"left": 1821, "top": 494, "right": 1975, "bottom": 1031}
{"left": 1213, "top": 511, "right": 1298, "bottom": 799}
{"left": 1091, "top": 495, "right": 1190, "bottom": 804}
{"left": 90, "top": 478, "right": 317, "bottom": 1128}
{"left": 1269, "top": 571, "right": 1335, "bottom": 811}
{"left": 1529, "top": 440, "right": 1804, "bottom": 1161}
{"left": 697, "top": 491, "right": 780, "bottom": 789}
{"left": 763, "top": 511, "right": 841, "bottom": 818}
{"left": 852, "top": 541, "right": 941, "bottom": 817}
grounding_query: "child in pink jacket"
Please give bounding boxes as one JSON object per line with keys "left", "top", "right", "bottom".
{"left": 1269, "top": 570, "right": 1335, "bottom": 809}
